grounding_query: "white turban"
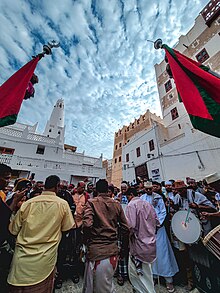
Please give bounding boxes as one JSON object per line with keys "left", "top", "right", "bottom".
{"left": 165, "top": 181, "right": 172, "bottom": 185}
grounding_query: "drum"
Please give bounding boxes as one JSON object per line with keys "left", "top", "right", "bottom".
{"left": 203, "top": 224, "right": 220, "bottom": 261}
{"left": 171, "top": 210, "right": 202, "bottom": 244}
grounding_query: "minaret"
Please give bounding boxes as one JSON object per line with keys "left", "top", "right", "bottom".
{"left": 43, "top": 99, "right": 65, "bottom": 145}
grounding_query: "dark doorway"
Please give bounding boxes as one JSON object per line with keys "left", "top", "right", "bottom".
{"left": 135, "top": 163, "right": 149, "bottom": 182}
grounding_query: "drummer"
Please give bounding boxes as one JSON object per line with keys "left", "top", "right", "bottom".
{"left": 171, "top": 180, "right": 216, "bottom": 289}
{"left": 172, "top": 180, "right": 216, "bottom": 213}
{"left": 172, "top": 180, "right": 217, "bottom": 238}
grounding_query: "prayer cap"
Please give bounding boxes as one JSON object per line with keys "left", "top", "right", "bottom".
{"left": 173, "top": 180, "right": 187, "bottom": 189}
{"left": 165, "top": 181, "right": 172, "bottom": 185}
{"left": 121, "top": 183, "right": 128, "bottom": 188}
{"left": 144, "top": 181, "right": 153, "bottom": 188}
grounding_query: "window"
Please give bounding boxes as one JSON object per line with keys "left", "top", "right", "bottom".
{"left": 178, "top": 124, "right": 181, "bottom": 129}
{"left": 192, "top": 40, "right": 199, "bottom": 48}
{"left": 119, "top": 143, "right": 122, "bottom": 148}
{"left": 196, "top": 48, "right": 209, "bottom": 63}
{"left": 137, "top": 119, "right": 140, "bottom": 125}
{"left": 0, "top": 147, "right": 14, "bottom": 155}
{"left": 116, "top": 132, "right": 118, "bottom": 137}
{"left": 171, "top": 107, "right": 179, "bottom": 120}
{"left": 136, "top": 147, "right": 141, "bottom": 157}
{"left": 165, "top": 80, "right": 172, "bottom": 92}
{"left": 149, "top": 139, "right": 155, "bottom": 151}
{"left": 58, "top": 131, "right": 61, "bottom": 134}
{"left": 115, "top": 145, "right": 118, "bottom": 150}
{"left": 132, "top": 123, "right": 134, "bottom": 129}
{"left": 127, "top": 126, "right": 130, "bottom": 132}
{"left": 119, "top": 130, "right": 122, "bottom": 135}
{"left": 142, "top": 115, "right": 145, "bottom": 121}
{"left": 115, "top": 158, "right": 117, "bottom": 164}
{"left": 36, "top": 145, "right": 45, "bottom": 155}
{"left": 49, "top": 129, "right": 52, "bottom": 132}
{"left": 126, "top": 153, "right": 129, "bottom": 162}
{"left": 168, "top": 93, "right": 174, "bottom": 100}
{"left": 119, "top": 156, "right": 121, "bottom": 162}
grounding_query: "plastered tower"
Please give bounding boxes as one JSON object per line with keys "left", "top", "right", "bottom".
{"left": 43, "top": 99, "right": 65, "bottom": 145}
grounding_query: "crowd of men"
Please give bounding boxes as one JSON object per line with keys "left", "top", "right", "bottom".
{"left": 0, "top": 162, "right": 220, "bottom": 293}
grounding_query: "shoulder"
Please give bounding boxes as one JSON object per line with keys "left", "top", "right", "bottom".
{"left": 140, "top": 194, "right": 146, "bottom": 200}
{"left": 136, "top": 198, "right": 150, "bottom": 209}
{"left": 141, "top": 199, "right": 152, "bottom": 207}
{"left": 195, "top": 191, "right": 204, "bottom": 197}
{"left": 86, "top": 197, "right": 102, "bottom": 206}
{"left": 31, "top": 194, "right": 68, "bottom": 205}
{"left": 128, "top": 198, "right": 142, "bottom": 206}
{"left": 20, "top": 197, "right": 35, "bottom": 208}
{"left": 86, "top": 198, "right": 95, "bottom": 206}
{"left": 194, "top": 191, "right": 207, "bottom": 200}
{"left": 127, "top": 199, "right": 136, "bottom": 208}
{"left": 153, "top": 192, "right": 162, "bottom": 199}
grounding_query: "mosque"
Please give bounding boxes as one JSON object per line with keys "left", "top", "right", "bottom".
{"left": 0, "top": 99, "right": 105, "bottom": 184}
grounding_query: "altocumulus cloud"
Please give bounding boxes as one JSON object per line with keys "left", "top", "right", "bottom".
{"left": 0, "top": 0, "right": 209, "bottom": 158}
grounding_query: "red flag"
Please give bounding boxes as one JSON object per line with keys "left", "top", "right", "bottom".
{"left": 0, "top": 57, "right": 39, "bottom": 127}
{"left": 163, "top": 44, "right": 220, "bottom": 138}
{"left": 171, "top": 48, "right": 220, "bottom": 105}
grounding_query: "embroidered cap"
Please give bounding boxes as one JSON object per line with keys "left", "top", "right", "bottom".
{"left": 172, "top": 180, "right": 187, "bottom": 189}
{"left": 144, "top": 181, "right": 153, "bottom": 188}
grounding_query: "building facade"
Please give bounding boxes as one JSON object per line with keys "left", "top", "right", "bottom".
{"left": 102, "top": 159, "right": 112, "bottom": 183}
{"left": 111, "top": 110, "right": 163, "bottom": 187}
{"left": 122, "top": 0, "right": 220, "bottom": 183}
{"left": 0, "top": 99, "right": 105, "bottom": 184}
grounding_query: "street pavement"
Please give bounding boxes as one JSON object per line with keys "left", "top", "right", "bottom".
{"left": 55, "top": 278, "right": 189, "bottom": 292}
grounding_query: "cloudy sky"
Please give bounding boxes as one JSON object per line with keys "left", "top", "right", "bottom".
{"left": 0, "top": 0, "right": 209, "bottom": 158}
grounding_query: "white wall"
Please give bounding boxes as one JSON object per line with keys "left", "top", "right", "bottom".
{"left": 122, "top": 127, "right": 160, "bottom": 183}
{"left": 122, "top": 120, "right": 220, "bottom": 183}
{"left": 0, "top": 127, "right": 105, "bottom": 183}
{"left": 160, "top": 128, "right": 220, "bottom": 181}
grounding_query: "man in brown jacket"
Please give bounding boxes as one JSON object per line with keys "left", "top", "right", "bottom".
{"left": 82, "top": 179, "right": 129, "bottom": 293}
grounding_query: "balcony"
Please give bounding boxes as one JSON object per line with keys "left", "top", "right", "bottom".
{"left": 0, "top": 126, "right": 57, "bottom": 145}
{"left": 0, "top": 154, "right": 13, "bottom": 164}
{"left": 201, "top": 0, "right": 220, "bottom": 26}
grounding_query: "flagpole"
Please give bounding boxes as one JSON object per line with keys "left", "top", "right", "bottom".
{"left": 153, "top": 39, "right": 163, "bottom": 50}
{"left": 0, "top": 40, "right": 61, "bottom": 127}
{"left": 32, "top": 40, "right": 60, "bottom": 59}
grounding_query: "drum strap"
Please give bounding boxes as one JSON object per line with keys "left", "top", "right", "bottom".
{"left": 191, "top": 191, "right": 201, "bottom": 219}
{"left": 191, "top": 191, "right": 195, "bottom": 203}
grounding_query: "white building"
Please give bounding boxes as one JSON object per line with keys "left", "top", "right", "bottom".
{"left": 122, "top": 1, "right": 220, "bottom": 183}
{"left": 0, "top": 99, "right": 105, "bottom": 184}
